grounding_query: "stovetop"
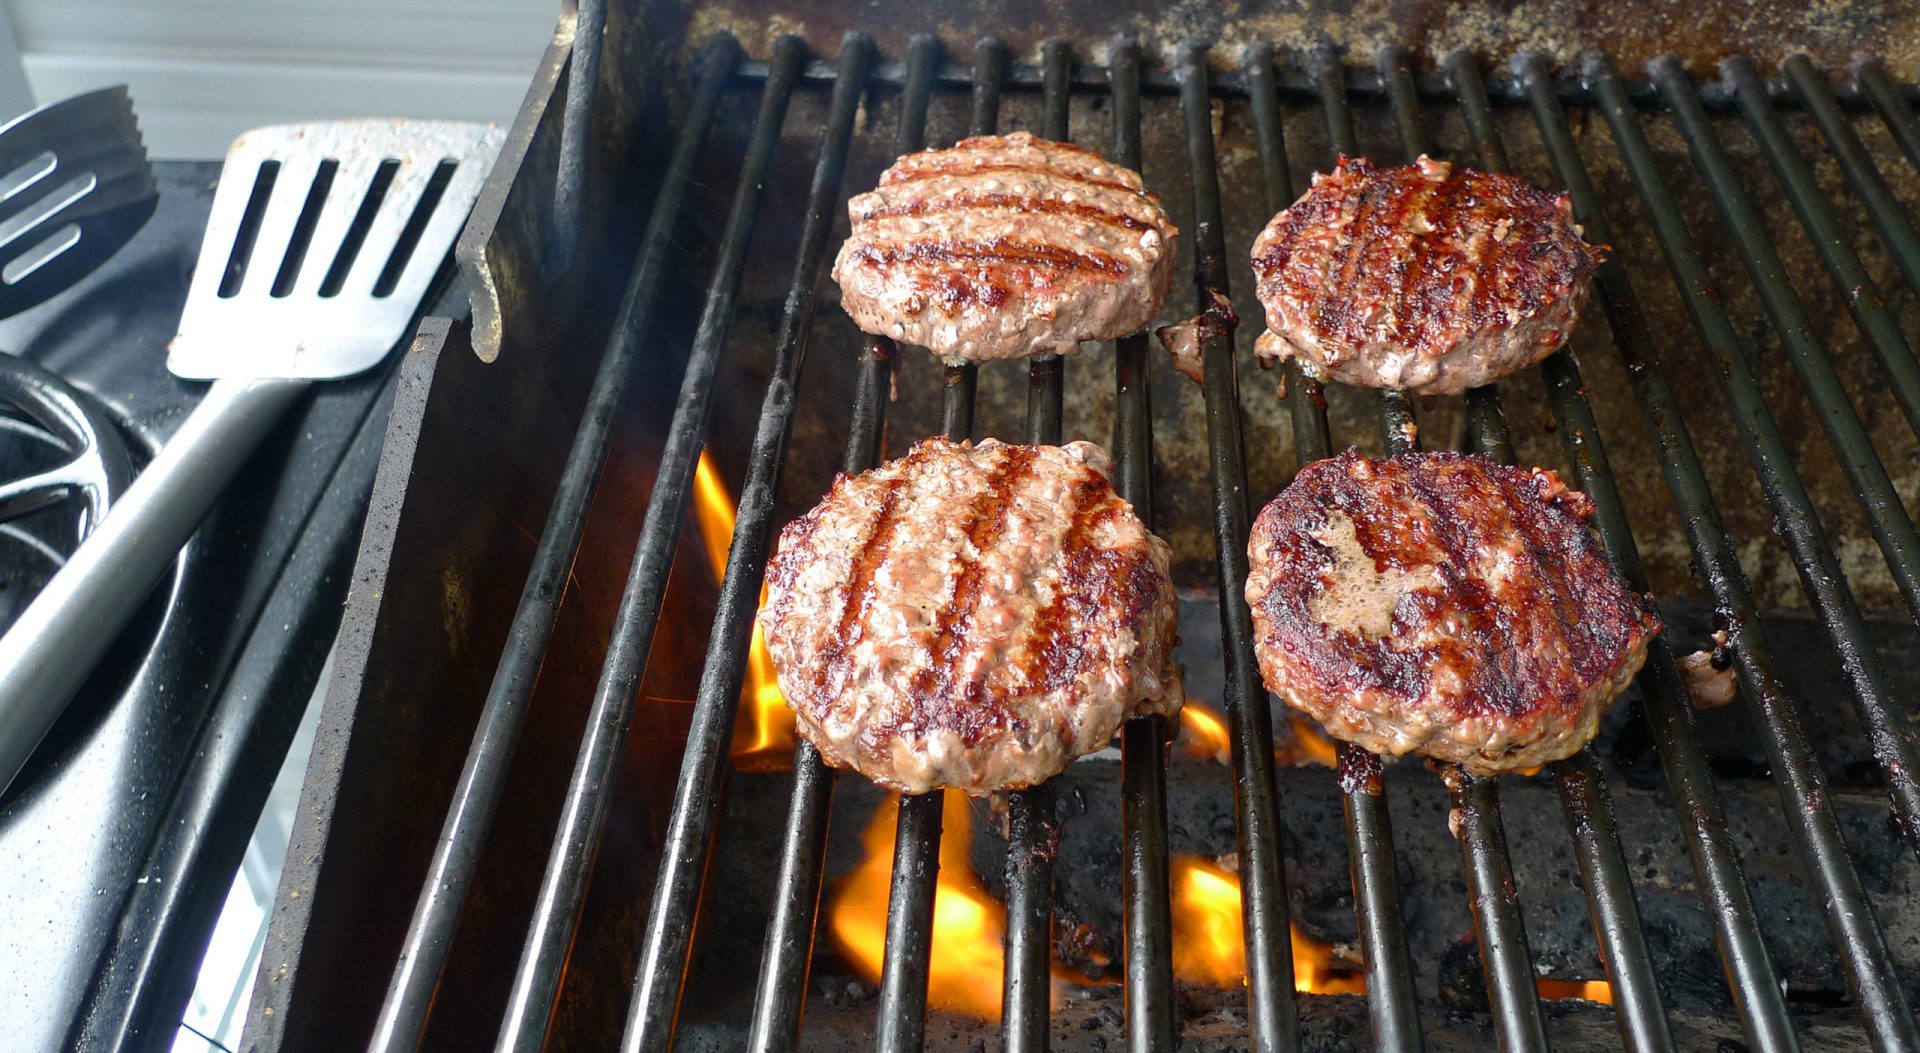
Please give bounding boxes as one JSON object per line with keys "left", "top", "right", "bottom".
{"left": 0, "top": 161, "right": 414, "bottom": 1050}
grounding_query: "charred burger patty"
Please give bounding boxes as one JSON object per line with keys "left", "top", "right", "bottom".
{"left": 1249, "top": 156, "right": 1602, "bottom": 395}
{"left": 1245, "top": 450, "right": 1657, "bottom": 774}
{"left": 832, "top": 131, "right": 1179, "bottom": 362}
{"left": 761, "top": 438, "right": 1182, "bottom": 794}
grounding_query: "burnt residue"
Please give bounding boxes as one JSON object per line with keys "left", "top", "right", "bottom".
{"left": 659, "top": 0, "right": 1920, "bottom": 82}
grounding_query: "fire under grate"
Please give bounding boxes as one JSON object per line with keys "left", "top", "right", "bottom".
{"left": 344, "top": 29, "right": 1920, "bottom": 1053}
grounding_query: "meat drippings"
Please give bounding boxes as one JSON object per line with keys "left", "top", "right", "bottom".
{"left": 1306, "top": 509, "right": 1442, "bottom": 640}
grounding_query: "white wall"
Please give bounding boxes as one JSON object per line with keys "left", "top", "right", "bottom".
{"left": 6, "top": 0, "right": 559, "bottom": 158}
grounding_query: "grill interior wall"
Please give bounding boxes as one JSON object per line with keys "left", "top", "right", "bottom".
{"left": 249, "top": 9, "right": 1920, "bottom": 1048}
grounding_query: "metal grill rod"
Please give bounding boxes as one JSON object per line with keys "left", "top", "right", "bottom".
{"left": 1652, "top": 56, "right": 1920, "bottom": 627}
{"left": 875, "top": 37, "right": 1007, "bottom": 1053}
{"left": 366, "top": 33, "right": 742, "bottom": 1053}
{"left": 619, "top": 34, "right": 875, "bottom": 1053}
{"left": 1110, "top": 36, "right": 1178, "bottom": 1052}
{"left": 1531, "top": 49, "right": 1859, "bottom": 1052}
{"left": 1855, "top": 56, "right": 1920, "bottom": 177}
{"left": 1784, "top": 55, "right": 1920, "bottom": 302}
{"left": 745, "top": 35, "right": 940, "bottom": 1053}
{"left": 492, "top": 38, "right": 807, "bottom": 1052}
{"left": 739, "top": 54, "right": 1920, "bottom": 113}
{"left": 1178, "top": 40, "right": 1303, "bottom": 1053}
{"left": 1582, "top": 51, "right": 1920, "bottom": 1049}
{"left": 1245, "top": 43, "right": 1424, "bottom": 1053}
{"left": 1344, "top": 48, "right": 1548, "bottom": 1052}
{"left": 1723, "top": 56, "right": 1920, "bottom": 436}
{"left": 999, "top": 36, "right": 1073, "bottom": 1053}
{"left": 1446, "top": 49, "right": 1675, "bottom": 1053}
{"left": 1635, "top": 56, "right": 1920, "bottom": 853}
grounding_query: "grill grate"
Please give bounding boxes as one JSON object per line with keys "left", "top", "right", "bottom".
{"left": 364, "top": 31, "right": 1920, "bottom": 1053}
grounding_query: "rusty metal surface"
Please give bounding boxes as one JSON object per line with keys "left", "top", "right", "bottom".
{"left": 650, "top": 0, "right": 1920, "bottom": 81}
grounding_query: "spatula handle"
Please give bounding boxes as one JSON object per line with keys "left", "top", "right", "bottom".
{"left": 0, "top": 376, "right": 310, "bottom": 794}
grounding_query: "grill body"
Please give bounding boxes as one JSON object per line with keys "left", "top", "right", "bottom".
{"left": 244, "top": 4, "right": 1920, "bottom": 1051}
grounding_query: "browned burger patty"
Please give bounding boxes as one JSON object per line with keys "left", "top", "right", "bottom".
{"left": 1249, "top": 156, "right": 1603, "bottom": 395}
{"left": 831, "top": 131, "right": 1179, "bottom": 362}
{"left": 761, "top": 438, "right": 1182, "bottom": 794}
{"left": 1245, "top": 450, "right": 1657, "bottom": 774}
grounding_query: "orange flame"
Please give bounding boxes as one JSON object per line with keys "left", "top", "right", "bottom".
{"left": 1537, "top": 977, "right": 1614, "bottom": 1004}
{"left": 1278, "top": 714, "right": 1339, "bottom": 769}
{"left": 1180, "top": 704, "right": 1336, "bottom": 771}
{"left": 1170, "top": 857, "right": 1366, "bottom": 995}
{"left": 830, "top": 791, "right": 1010, "bottom": 1019}
{"left": 691, "top": 452, "right": 793, "bottom": 757}
{"left": 1179, "top": 703, "right": 1233, "bottom": 764}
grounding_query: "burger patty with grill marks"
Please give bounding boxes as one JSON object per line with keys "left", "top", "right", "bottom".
{"left": 1250, "top": 156, "right": 1603, "bottom": 395}
{"left": 761, "top": 438, "right": 1182, "bottom": 794}
{"left": 1245, "top": 450, "right": 1658, "bottom": 774}
{"left": 832, "top": 132, "right": 1179, "bottom": 362}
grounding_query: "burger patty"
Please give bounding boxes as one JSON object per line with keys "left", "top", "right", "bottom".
{"left": 761, "top": 438, "right": 1182, "bottom": 794}
{"left": 1249, "top": 156, "right": 1603, "bottom": 395}
{"left": 1245, "top": 450, "right": 1658, "bottom": 774}
{"left": 831, "top": 131, "right": 1179, "bottom": 362}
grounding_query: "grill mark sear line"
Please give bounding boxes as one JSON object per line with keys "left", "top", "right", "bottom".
{"left": 816, "top": 448, "right": 933, "bottom": 698}
{"left": 881, "top": 160, "right": 1157, "bottom": 201}
{"left": 857, "top": 191, "right": 1156, "bottom": 233}
{"left": 1312, "top": 165, "right": 1403, "bottom": 346}
{"left": 1389, "top": 164, "right": 1471, "bottom": 347}
{"left": 848, "top": 238, "right": 1129, "bottom": 278}
{"left": 901, "top": 444, "right": 1041, "bottom": 743}
{"left": 1019, "top": 480, "right": 1121, "bottom": 702}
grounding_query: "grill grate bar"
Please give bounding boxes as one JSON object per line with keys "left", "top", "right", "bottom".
{"left": 999, "top": 36, "right": 1073, "bottom": 1053}
{"left": 877, "top": 793, "right": 944, "bottom": 1051}
{"left": 740, "top": 53, "right": 1920, "bottom": 115}
{"left": 1525, "top": 50, "right": 1803, "bottom": 1052}
{"left": 1653, "top": 56, "right": 1920, "bottom": 625}
{"left": 1784, "top": 56, "right": 1920, "bottom": 305}
{"left": 1725, "top": 57, "right": 1920, "bottom": 436}
{"left": 620, "top": 34, "right": 875, "bottom": 1053}
{"left": 1111, "top": 36, "right": 1179, "bottom": 1051}
{"left": 746, "top": 36, "right": 940, "bottom": 1053}
{"left": 875, "top": 38, "right": 1007, "bottom": 1053}
{"left": 491, "top": 37, "right": 806, "bottom": 1053}
{"left": 1855, "top": 57, "right": 1920, "bottom": 177}
{"left": 1362, "top": 48, "right": 1549, "bottom": 1052}
{"left": 365, "top": 32, "right": 743, "bottom": 1053}
{"left": 1631, "top": 55, "right": 1920, "bottom": 852}
{"left": 1179, "top": 41, "right": 1303, "bottom": 1053}
{"left": 1576, "top": 52, "right": 1920, "bottom": 1049}
{"left": 1448, "top": 51, "right": 1675, "bottom": 1053}
{"left": 1248, "top": 44, "right": 1424, "bottom": 1052}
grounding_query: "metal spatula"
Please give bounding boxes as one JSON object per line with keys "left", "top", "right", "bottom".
{"left": 0, "top": 86, "right": 158, "bottom": 318}
{"left": 0, "top": 118, "right": 503, "bottom": 792}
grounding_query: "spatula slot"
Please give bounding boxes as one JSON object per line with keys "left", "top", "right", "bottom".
{"left": 0, "top": 152, "right": 56, "bottom": 205}
{"left": 271, "top": 159, "right": 340, "bottom": 298}
{"left": 318, "top": 159, "right": 401, "bottom": 299}
{"left": 218, "top": 161, "right": 279, "bottom": 298}
{"left": 372, "top": 159, "right": 459, "bottom": 299}
{"left": 0, "top": 172, "right": 93, "bottom": 255}
{"left": 3, "top": 223, "right": 80, "bottom": 285}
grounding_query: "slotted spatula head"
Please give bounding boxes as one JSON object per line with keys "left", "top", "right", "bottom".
{"left": 169, "top": 119, "right": 504, "bottom": 381}
{"left": 0, "top": 86, "right": 157, "bottom": 318}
